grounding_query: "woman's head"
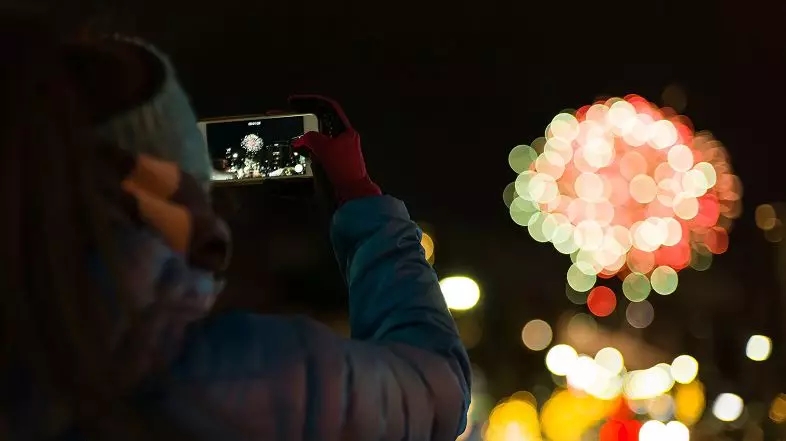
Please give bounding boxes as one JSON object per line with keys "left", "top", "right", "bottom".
{"left": 0, "top": 13, "right": 226, "bottom": 439}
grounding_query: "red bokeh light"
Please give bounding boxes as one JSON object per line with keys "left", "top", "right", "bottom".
{"left": 587, "top": 286, "right": 617, "bottom": 317}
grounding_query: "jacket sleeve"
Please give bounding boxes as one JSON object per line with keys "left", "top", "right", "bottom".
{"left": 331, "top": 195, "right": 472, "bottom": 438}
{"left": 161, "top": 195, "right": 471, "bottom": 441}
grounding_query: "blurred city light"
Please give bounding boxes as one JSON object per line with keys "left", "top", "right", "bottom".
{"left": 507, "top": 95, "right": 742, "bottom": 300}
{"left": 638, "top": 420, "right": 666, "bottom": 441}
{"left": 438, "top": 276, "right": 480, "bottom": 311}
{"left": 626, "top": 300, "right": 655, "bottom": 329}
{"left": 420, "top": 231, "right": 435, "bottom": 263}
{"left": 540, "top": 389, "right": 614, "bottom": 441}
{"left": 674, "top": 381, "right": 706, "bottom": 426}
{"left": 745, "top": 334, "right": 772, "bottom": 361}
{"left": 769, "top": 394, "right": 786, "bottom": 423}
{"left": 484, "top": 396, "right": 541, "bottom": 441}
{"left": 670, "top": 355, "right": 699, "bottom": 384}
{"left": 647, "top": 394, "right": 675, "bottom": 421}
{"left": 545, "top": 344, "right": 578, "bottom": 376}
{"left": 566, "top": 355, "right": 599, "bottom": 391}
{"left": 755, "top": 204, "right": 777, "bottom": 231}
{"left": 521, "top": 319, "right": 553, "bottom": 351}
{"left": 665, "top": 421, "right": 690, "bottom": 440}
{"left": 594, "top": 347, "right": 624, "bottom": 376}
{"left": 624, "top": 365, "right": 674, "bottom": 400}
{"left": 587, "top": 286, "right": 616, "bottom": 317}
{"left": 712, "top": 393, "right": 744, "bottom": 422}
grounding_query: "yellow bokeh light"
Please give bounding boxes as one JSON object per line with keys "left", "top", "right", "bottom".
{"left": 769, "top": 394, "right": 786, "bottom": 423}
{"left": 671, "top": 355, "right": 699, "bottom": 384}
{"left": 540, "top": 389, "right": 614, "bottom": 441}
{"left": 755, "top": 204, "right": 777, "bottom": 231}
{"left": 439, "top": 276, "right": 480, "bottom": 311}
{"left": 485, "top": 397, "right": 541, "bottom": 441}
{"left": 765, "top": 219, "right": 784, "bottom": 243}
{"left": 674, "top": 381, "right": 705, "bottom": 426}
{"left": 420, "top": 232, "right": 434, "bottom": 263}
{"left": 745, "top": 335, "right": 772, "bottom": 362}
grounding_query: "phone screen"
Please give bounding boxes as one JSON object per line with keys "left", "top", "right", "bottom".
{"left": 204, "top": 115, "right": 312, "bottom": 182}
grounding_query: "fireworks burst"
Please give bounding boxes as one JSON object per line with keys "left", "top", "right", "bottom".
{"left": 506, "top": 94, "right": 742, "bottom": 303}
{"left": 241, "top": 134, "right": 264, "bottom": 153}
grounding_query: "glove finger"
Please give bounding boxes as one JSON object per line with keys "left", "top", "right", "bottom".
{"left": 292, "top": 131, "right": 331, "bottom": 155}
{"left": 287, "top": 94, "right": 353, "bottom": 130}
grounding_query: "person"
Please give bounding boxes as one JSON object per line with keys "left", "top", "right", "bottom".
{"left": 0, "top": 14, "right": 471, "bottom": 441}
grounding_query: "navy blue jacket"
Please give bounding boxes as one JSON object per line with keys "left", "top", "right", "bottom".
{"left": 157, "top": 195, "right": 471, "bottom": 440}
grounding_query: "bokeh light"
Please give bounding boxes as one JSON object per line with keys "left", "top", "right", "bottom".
{"left": 507, "top": 95, "right": 742, "bottom": 304}
{"left": 712, "top": 393, "right": 744, "bottom": 422}
{"left": 755, "top": 204, "right": 777, "bottom": 231}
{"left": 546, "top": 344, "right": 578, "bottom": 376}
{"left": 624, "top": 364, "right": 674, "bottom": 400}
{"left": 484, "top": 395, "right": 542, "bottom": 441}
{"left": 587, "top": 286, "right": 617, "bottom": 317}
{"left": 626, "top": 300, "right": 655, "bottom": 328}
{"left": 639, "top": 420, "right": 690, "bottom": 441}
{"left": 420, "top": 231, "right": 435, "bottom": 263}
{"left": 671, "top": 355, "right": 699, "bottom": 384}
{"left": 522, "top": 319, "right": 553, "bottom": 351}
{"left": 759, "top": 203, "right": 784, "bottom": 244}
{"left": 439, "top": 276, "right": 480, "bottom": 311}
{"left": 674, "top": 381, "right": 706, "bottom": 426}
{"left": 665, "top": 421, "right": 690, "bottom": 440}
{"left": 594, "top": 347, "right": 624, "bottom": 375}
{"left": 745, "top": 334, "right": 772, "bottom": 362}
{"left": 769, "top": 394, "right": 786, "bottom": 423}
{"left": 638, "top": 420, "right": 666, "bottom": 441}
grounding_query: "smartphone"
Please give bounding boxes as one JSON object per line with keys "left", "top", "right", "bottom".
{"left": 197, "top": 113, "right": 319, "bottom": 184}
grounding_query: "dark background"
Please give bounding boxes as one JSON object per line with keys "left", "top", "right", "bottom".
{"left": 18, "top": 0, "right": 786, "bottom": 409}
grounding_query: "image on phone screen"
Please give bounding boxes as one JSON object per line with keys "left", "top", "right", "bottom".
{"left": 199, "top": 114, "right": 317, "bottom": 182}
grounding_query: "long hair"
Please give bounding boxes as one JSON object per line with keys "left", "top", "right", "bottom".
{"left": 0, "top": 14, "right": 187, "bottom": 440}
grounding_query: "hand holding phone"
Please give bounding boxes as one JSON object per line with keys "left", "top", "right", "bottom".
{"left": 290, "top": 96, "right": 381, "bottom": 205}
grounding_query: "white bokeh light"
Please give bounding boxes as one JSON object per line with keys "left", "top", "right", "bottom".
{"left": 712, "top": 393, "right": 744, "bottom": 422}
{"left": 439, "top": 276, "right": 480, "bottom": 311}
{"left": 545, "top": 344, "right": 578, "bottom": 376}
{"left": 638, "top": 420, "right": 666, "bottom": 441}
{"left": 745, "top": 335, "right": 772, "bottom": 362}
{"left": 665, "top": 421, "right": 690, "bottom": 441}
{"left": 671, "top": 355, "right": 699, "bottom": 384}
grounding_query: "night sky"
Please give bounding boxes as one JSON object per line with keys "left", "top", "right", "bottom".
{"left": 34, "top": 0, "right": 786, "bottom": 404}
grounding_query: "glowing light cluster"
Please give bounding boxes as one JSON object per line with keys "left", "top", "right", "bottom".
{"left": 506, "top": 94, "right": 742, "bottom": 302}
{"left": 544, "top": 343, "right": 705, "bottom": 417}
{"left": 241, "top": 133, "right": 264, "bottom": 152}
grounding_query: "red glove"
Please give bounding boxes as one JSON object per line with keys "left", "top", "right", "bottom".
{"left": 292, "top": 107, "right": 381, "bottom": 205}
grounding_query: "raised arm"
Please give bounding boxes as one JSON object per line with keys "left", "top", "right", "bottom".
{"left": 331, "top": 194, "right": 472, "bottom": 438}
{"left": 159, "top": 98, "right": 469, "bottom": 441}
